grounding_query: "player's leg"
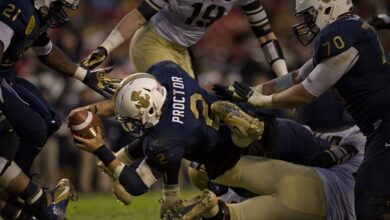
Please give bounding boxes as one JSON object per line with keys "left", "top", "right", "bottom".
{"left": 0, "top": 77, "right": 61, "bottom": 173}
{"left": 355, "top": 122, "right": 390, "bottom": 220}
{"left": 211, "top": 156, "right": 326, "bottom": 219}
{"left": 226, "top": 195, "right": 323, "bottom": 220}
{"left": 172, "top": 157, "right": 326, "bottom": 220}
{"left": 130, "top": 23, "right": 195, "bottom": 78}
{"left": 0, "top": 117, "right": 73, "bottom": 219}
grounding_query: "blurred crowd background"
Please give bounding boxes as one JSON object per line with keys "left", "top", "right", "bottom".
{"left": 19, "top": 0, "right": 389, "bottom": 192}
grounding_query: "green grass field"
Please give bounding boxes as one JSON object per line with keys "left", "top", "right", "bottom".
{"left": 67, "top": 191, "right": 198, "bottom": 220}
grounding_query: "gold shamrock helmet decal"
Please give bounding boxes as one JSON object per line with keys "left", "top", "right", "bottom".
{"left": 131, "top": 91, "right": 151, "bottom": 109}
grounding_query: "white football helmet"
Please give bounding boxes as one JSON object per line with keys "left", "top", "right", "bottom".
{"left": 292, "top": 0, "right": 353, "bottom": 45}
{"left": 34, "top": 0, "right": 79, "bottom": 28}
{"left": 114, "top": 73, "right": 167, "bottom": 137}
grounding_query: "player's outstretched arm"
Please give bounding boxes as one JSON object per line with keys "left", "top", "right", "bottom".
{"left": 240, "top": 0, "right": 288, "bottom": 76}
{"left": 80, "top": 0, "right": 169, "bottom": 70}
{"left": 249, "top": 47, "right": 359, "bottom": 109}
{"left": 37, "top": 43, "right": 120, "bottom": 98}
{"left": 73, "top": 127, "right": 160, "bottom": 196}
{"left": 80, "top": 9, "right": 147, "bottom": 69}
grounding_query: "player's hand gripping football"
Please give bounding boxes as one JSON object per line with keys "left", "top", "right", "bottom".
{"left": 73, "top": 126, "right": 105, "bottom": 153}
{"left": 80, "top": 47, "right": 108, "bottom": 70}
{"left": 83, "top": 67, "right": 122, "bottom": 99}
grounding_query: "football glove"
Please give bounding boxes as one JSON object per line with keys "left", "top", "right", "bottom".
{"left": 233, "top": 82, "right": 274, "bottom": 108}
{"left": 368, "top": 15, "right": 390, "bottom": 30}
{"left": 83, "top": 67, "right": 122, "bottom": 99}
{"left": 212, "top": 84, "right": 247, "bottom": 101}
{"left": 80, "top": 47, "right": 108, "bottom": 70}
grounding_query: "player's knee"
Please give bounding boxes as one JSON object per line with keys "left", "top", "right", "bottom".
{"left": 356, "top": 195, "right": 390, "bottom": 220}
{"left": 20, "top": 129, "right": 48, "bottom": 149}
{"left": 0, "top": 119, "right": 19, "bottom": 160}
{"left": 0, "top": 159, "right": 21, "bottom": 189}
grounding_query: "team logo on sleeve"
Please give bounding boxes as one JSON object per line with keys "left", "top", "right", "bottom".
{"left": 131, "top": 91, "right": 151, "bottom": 109}
{"left": 25, "top": 16, "right": 36, "bottom": 35}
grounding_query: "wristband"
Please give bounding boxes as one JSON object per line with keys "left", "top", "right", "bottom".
{"left": 100, "top": 30, "right": 125, "bottom": 54}
{"left": 93, "top": 145, "right": 116, "bottom": 166}
{"left": 73, "top": 66, "right": 87, "bottom": 81}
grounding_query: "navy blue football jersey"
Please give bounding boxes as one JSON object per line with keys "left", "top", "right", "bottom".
{"left": 0, "top": 0, "right": 48, "bottom": 73}
{"left": 313, "top": 15, "right": 390, "bottom": 134}
{"left": 143, "top": 61, "right": 242, "bottom": 178}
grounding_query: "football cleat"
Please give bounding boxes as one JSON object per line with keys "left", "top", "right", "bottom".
{"left": 49, "top": 178, "right": 76, "bottom": 220}
{"left": 162, "top": 190, "right": 218, "bottom": 220}
{"left": 211, "top": 101, "right": 264, "bottom": 147}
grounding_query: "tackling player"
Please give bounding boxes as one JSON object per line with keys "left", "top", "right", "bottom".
{"left": 215, "top": 0, "right": 390, "bottom": 219}
{"left": 73, "top": 61, "right": 358, "bottom": 220}
{"left": 0, "top": 0, "right": 116, "bottom": 177}
{"left": 80, "top": 0, "right": 288, "bottom": 78}
{"left": 169, "top": 126, "right": 364, "bottom": 220}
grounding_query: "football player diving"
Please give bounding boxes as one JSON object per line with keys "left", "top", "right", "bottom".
{"left": 178, "top": 125, "right": 364, "bottom": 220}
{"left": 80, "top": 0, "right": 289, "bottom": 78}
{"left": 72, "top": 61, "right": 360, "bottom": 220}
{"left": 214, "top": 0, "right": 390, "bottom": 219}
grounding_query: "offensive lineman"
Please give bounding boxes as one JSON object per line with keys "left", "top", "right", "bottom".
{"left": 215, "top": 0, "right": 390, "bottom": 219}
{"left": 80, "top": 0, "right": 289, "bottom": 78}
{"left": 73, "top": 61, "right": 359, "bottom": 219}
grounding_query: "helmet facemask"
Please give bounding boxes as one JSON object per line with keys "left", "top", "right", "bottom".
{"left": 35, "top": 0, "right": 79, "bottom": 28}
{"left": 292, "top": 7, "right": 320, "bottom": 46}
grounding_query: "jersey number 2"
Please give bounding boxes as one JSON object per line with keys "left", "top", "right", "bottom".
{"left": 185, "top": 3, "right": 226, "bottom": 27}
{"left": 190, "top": 93, "right": 220, "bottom": 130}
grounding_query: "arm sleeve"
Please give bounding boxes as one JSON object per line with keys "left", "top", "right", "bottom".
{"left": 31, "top": 32, "right": 52, "bottom": 56}
{"left": 137, "top": 0, "right": 168, "bottom": 20}
{"left": 240, "top": 0, "right": 272, "bottom": 37}
{"left": 163, "top": 160, "right": 181, "bottom": 185}
{"left": 0, "top": 21, "right": 14, "bottom": 51}
{"left": 297, "top": 59, "right": 315, "bottom": 80}
{"left": 118, "top": 159, "right": 162, "bottom": 195}
{"left": 302, "top": 47, "right": 359, "bottom": 97}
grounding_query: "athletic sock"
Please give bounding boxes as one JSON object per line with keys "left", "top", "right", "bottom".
{"left": 19, "top": 180, "right": 41, "bottom": 204}
{"left": 1, "top": 201, "right": 22, "bottom": 220}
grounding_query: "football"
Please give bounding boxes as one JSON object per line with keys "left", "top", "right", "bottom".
{"left": 69, "top": 110, "right": 104, "bottom": 139}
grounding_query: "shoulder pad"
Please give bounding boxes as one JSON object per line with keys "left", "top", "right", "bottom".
{"left": 313, "top": 18, "right": 361, "bottom": 65}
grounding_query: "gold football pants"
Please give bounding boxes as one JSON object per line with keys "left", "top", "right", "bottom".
{"left": 214, "top": 156, "right": 327, "bottom": 220}
{"left": 130, "top": 23, "right": 195, "bottom": 78}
